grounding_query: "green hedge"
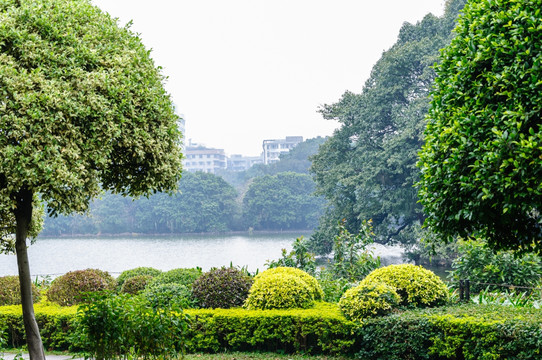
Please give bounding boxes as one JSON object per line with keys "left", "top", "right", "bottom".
{"left": 185, "top": 302, "right": 358, "bottom": 354}
{"left": 355, "top": 304, "right": 542, "bottom": 360}
{"left": 1, "top": 302, "right": 541, "bottom": 359}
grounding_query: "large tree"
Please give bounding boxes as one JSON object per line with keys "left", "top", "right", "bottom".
{"left": 417, "top": 0, "right": 542, "bottom": 254}
{"left": 0, "top": 0, "right": 183, "bottom": 358}
{"left": 309, "top": 0, "right": 467, "bottom": 254}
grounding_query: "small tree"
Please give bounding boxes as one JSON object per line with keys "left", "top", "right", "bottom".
{"left": 417, "top": 0, "right": 542, "bottom": 254}
{"left": 0, "top": 1, "right": 183, "bottom": 358}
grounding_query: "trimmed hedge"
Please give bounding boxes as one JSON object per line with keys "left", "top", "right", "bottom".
{"left": 1, "top": 302, "right": 541, "bottom": 358}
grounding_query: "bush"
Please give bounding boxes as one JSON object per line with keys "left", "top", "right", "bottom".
{"left": 47, "top": 269, "right": 116, "bottom": 306}
{"left": 116, "top": 267, "right": 162, "bottom": 290}
{"left": 316, "top": 269, "right": 354, "bottom": 303}
{"left": 244, "top": 273, "right": 314, "bottom": 310}
{"left": 192, "top": 267, "right": 253, "bottom": 309}
{"left": 360, "top": 264, "right": 448, "bottom": 307}
{"left": 72, "top": 293, "right": 189, "bottom": 359}
{"left": 143, "top": 283, "right": 195, "bottom": 309}
{"left": 120, "top": 275, "right": 153, "bottom": 295}
{"left": 148, "top": 268, "right": 202, "bottom": 288}
{"left": 449, "top": 239, "right": 542, "bottom": 293}
{"left": 339, "top": 282, "right": 400, "bottom": 321}
{"left": 0, "top": 276, "right": 40, "bottom": 306}
{"left": 256, "top": 267, "right": 324, "bottom": 301}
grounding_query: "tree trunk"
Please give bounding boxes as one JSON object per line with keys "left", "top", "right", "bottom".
{"left": 14, "top": 187, "right": 46, "bottom": 360}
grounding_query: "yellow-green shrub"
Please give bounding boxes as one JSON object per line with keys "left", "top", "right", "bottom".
{"left": 255, "top": 267, "right": 324, "bottom": 300}
{"left": 339, "top": 282, "right": 400, "bottom": 321}
{"left": 244, "top": 273, "right": 314, "bottom": 310}
{"left": 0, "top": 276, "right": 40, "bottom": 306}
{"left": 360, "top": 264, "right": 448, "bottom": 307}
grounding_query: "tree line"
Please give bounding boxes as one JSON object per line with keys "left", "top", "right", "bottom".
{"left": 41, "top": 138, "right": 327, "bottom": 235}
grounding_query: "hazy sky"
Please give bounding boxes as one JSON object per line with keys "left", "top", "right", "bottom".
{"left": 92, "top": 0, "right": 445, "bottom": 156}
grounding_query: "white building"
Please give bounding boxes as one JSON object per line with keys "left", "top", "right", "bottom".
{"left": 262, "top": 136, "right": 303, "bottom": 164}
{"left": 228, "top": 154, "right": 263, "bottom": 171}
{"left": 183, "top": 142, "right": 227, "bottom": 174}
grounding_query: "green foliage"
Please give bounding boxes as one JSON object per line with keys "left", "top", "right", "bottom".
{"left": 473, "top": 289, "right": 542, "bottom": 309}
{"left": 143, "top": 283, "right": 195, "bottom": 309}
{"left": 339, "top": 282, "right": 400, "bottom": 321}
{"left": 192, "top": 267, "right": 253, "bottom": 309}
{"left": 449, "top": 239, "right": 542, "bottom": 293}
{"left": 47, "top": 269, "right": 116, "bottom": 306}
{"left": 184, "top": 302, "right": 359, "bottom": 355}
{"left": 116, "top": 267, "right": 162, "bottom": 290}
{"left": 148, "top": 267, "right": 202, "bottom": 289}
{"left": 73, "top": 293, "right": 189, "bottom": 359}
{"left": 255, "top": 267, "right": 324, "bottom": 301}
{"left": 119, "top": 275, "right": 153, "bottom": 295}
{"left": 244, "top": 274, "right": 314, "bottom": 310}
{"left": 309, "top": 0, "right": 467, "bottom": 254}
{"left": 331, "top": 220, "right": 381, "bottom": 282}
{"left": 266, "top": 236, "right": 317, "bottom": 275}
{"left": 315, "top": 269, "right": 354, "bottom": 303}
{"left": 242, "top": 172, "right": 326, "bottom": 231}
{"left": 355, "top": 304, "right": 542, "bottom": 360}
{"left": 361, "top": 264, "right": 448, "bottom": 307}
{"left": 0, "top": 276, "right": 40, "bottom": 306}
{"left": 417, "top": 0, "right": 542, "bottom": 254}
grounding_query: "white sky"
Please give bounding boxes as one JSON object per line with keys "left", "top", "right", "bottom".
{"left": 92, "top": 0, "right": 445, "bottom": 157}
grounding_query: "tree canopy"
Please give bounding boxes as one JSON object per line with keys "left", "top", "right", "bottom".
{"left": 0, "top": 0, "right": 182, "bottom": 357}
{"left": 417, "top": 0, "right": 542, "bottom": 254}
{"left": 309, "top": 0, "right": 467, "bottom": 254}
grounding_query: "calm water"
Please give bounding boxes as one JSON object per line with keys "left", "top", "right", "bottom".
{"left": 0, "top": 233, "right": 405, "bottom": 277}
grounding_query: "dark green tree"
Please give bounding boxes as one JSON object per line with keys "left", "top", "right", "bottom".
{"left": 0, "top": 0, "right": 183, "bottom": 357}
{"left": 417, "top": 0, "right": 542, "bottom": 254}
{"left": 243, "top": 172, "right": 326, "bottom": 230}
{"left": 309, "top": 0, "right": 467, "bottom": 254}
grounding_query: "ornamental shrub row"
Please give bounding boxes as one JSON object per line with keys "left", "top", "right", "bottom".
{"left": 1, "top": 302, "right": 541, "bottom": 358}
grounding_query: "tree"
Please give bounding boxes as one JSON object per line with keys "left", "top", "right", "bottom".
{"left": 0, "top": 1, "right": 183, "bottom": 358}
{"left": 309, "top": 0, "right": 467, "bottom": 254}
{"left": 417, "top": 0, "right": 542, "bottom": 254}
{"left": 243, "top": 172, "right": 326, "bottom": 230}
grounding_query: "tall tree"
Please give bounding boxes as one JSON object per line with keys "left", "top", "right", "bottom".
{"left": 243, "top": 172, "right": 326, "bottom": 230}
{"left": 417, "top": 0, "right": 542, "bottom": 254}
{"left": 0, "top": 0, "right": 183, "bottom": 358}
{"left": 309, "top": 0, "right": 467, "bottom": 255}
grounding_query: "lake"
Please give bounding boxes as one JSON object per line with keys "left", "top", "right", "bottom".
{"left": 0, "top": 233, "right": 405, "bottom": 278}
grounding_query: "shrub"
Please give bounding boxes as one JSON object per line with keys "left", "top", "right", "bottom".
{"left": 47, "top": 269, "right": 116, "bottom": 306}
{"left": 0, "top": 276, "right": 40, "bottom": 306}
{"left": 316, "top": 269, "right": 355, "bottom": 303}
{"left": 116, "top": 267, "right": 162, "bottom": 290}
{"left": 143, "top": 283, "right": 195, "bottom": 309}
{"left": 192, "top": 267, "right": 253, "bottom": 309}
{"left": 73, "top": 293, "right": 189, "bottom": 359}
{"left": 148, "top": 268, "right": 202, "bottom": 288}
{"left": 339, "top": 282, "right": 400, "bottom": 321}
{"left": 449, "top": 239, "right": 542, "bottom": 293}
{"left": 360, "top": 264, "right": 448, "bottom": 307}
{"left": 244, "top": 273, "right": 314, "bottom": 310}
{"left": 120, "top": 275, "right": 153, "bottom": 295}
{"left": 256, "top": 267, "right": 324, "bottom": 301}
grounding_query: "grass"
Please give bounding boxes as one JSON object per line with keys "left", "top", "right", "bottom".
{"left": 184, "top": 353, "right": 350, "bottom": 360}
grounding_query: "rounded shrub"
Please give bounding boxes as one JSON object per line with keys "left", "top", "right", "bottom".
{"left": 47, "top": 269, "right": 116, "bottom": 306}
{"left": 0, "top": 276, "right": 40, "bottom": 306}
{"left": 120, "top": 275, "right": 153, "bottom": 295}
{"left": 255, "top": 267, "right": 324, "bottom": 301}
{"left": 360, "top": 264, "right": 448, "bottom": 307}
{"left": 116, "top": 267, "right": 162, "bottom": 290}
{"left": 339, "top": 282, "right": 400, "bottom": 321}
{"left": 143, "top": 283, "right": 194, "bottom": 309}
{"left": 192, "top": 267, "right": 253, "bottom": 309}
{"left": 244, "top": 273, "right": 314, "bottom": 310}
{"left": 148, "top": 268, "right": 202, "bottom": 288}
